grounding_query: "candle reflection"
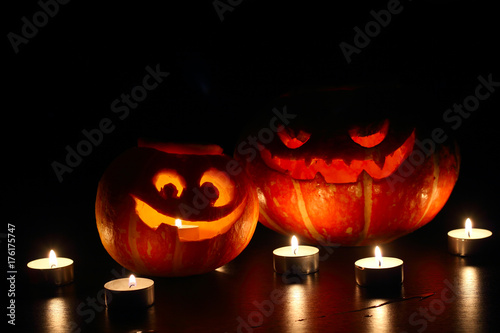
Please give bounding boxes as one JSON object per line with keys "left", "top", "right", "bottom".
{"left": 44, "top": 297, "right": 74, "bottom": 332}
{"left": 281, "top": 275, "right": 316, "bottom": 331}
{"left": 457, "top": 265, "right": 482, "bottom": 331}
{"left": 353, "top": 284, "right": 404, "bottom": 332}
{"left": 215, "top": 265, "right": 230, "bottom": 274}
{"left": 368, "top": 304, "right": 390, "bottom": 333}
{"left": 285, "top": 284, "right": 309, "bottom": 331}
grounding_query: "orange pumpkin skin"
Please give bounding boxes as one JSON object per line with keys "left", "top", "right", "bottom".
{"left": 96, "top": 142, "right": 258, "bottom": 276}
{"left": 235, "top": 87, "right": 460, "bottom": 246}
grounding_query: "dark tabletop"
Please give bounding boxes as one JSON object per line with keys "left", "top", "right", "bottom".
{"left": 13, "top": 186, "right": 500, "bottom": 333}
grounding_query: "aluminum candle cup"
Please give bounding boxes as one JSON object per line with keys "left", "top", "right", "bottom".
{"left": 104, "top": 275, "right": 154, "bottom": 309}
{"left": 448, "top": 218, "right": 493, "bottom": 256}
{"left": 354, "top": 257, "right": 404, "bottom": 287}
{"left": 448, "top": 228, "right": 492, "bottom": 256}
{"left": 354, "top": 247, "right": 403, "bottom": 287}
{"left": 273, "top": 236, "right": 319, "bottom": 275}
{"left": 27, "top": 251, "right": 74, "bottom": 286}
{"left": 273, "top": 246, "right": 319, "bottom": 274}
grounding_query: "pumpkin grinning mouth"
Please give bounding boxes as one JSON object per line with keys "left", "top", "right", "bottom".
{"left": 259, "top": 130, "right": 415, "bottom": 183}
{"left": 131, "top": 195, "right": 245, "bottom": 240}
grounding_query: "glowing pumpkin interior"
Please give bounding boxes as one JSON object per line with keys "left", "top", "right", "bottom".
{"left": 130, "top": 147, "right": 245, "bottom": 241}
{"left": 277, "top": 128, "right": 312, "bottom": 149}
{"left": 261, "top": 119, "right": 416, "bottom": 183}
{"left": 348, "top": 119, "right": 390, "bottom": 148}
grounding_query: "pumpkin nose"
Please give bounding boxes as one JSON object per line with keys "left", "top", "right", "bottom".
{"left": 348, "top": 119, "right": 389, "bottom": 148}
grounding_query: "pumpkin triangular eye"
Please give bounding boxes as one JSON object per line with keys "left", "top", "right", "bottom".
{"left": 277, "top": 127, "right": 311, "bottom": 149}
{"left": 348, "top": 119, "right": 389, "bottom": 148}
{"left": 154, "top": 170, "right": 186, "bottom": 198}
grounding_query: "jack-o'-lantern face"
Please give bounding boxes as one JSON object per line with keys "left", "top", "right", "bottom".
{"left": 235, "top": 86, "right": 460, "bottom": 246}
{"left": 130, "top": 151, "right": 248, "bottom": 239}
{"left": 260, "top": 117, "right": 416, "bottom": 183}
{"left": 96, "top": 141, "right": 258, "bottom": 276}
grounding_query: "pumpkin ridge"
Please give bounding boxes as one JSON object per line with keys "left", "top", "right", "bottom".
{"left": 128, "top": 214, "right": 148, "bottom": 273}
{"left": 291, "top": 179, "right": 326, "bottom": 243}
{"left": 360, "top": 171, "right": 373, "bottom": 245}
{"left": 413, "top": 149, "right": 440, "bottom": 229}
{"left": 258, "top": 207, "right": 288, "bottom": 235}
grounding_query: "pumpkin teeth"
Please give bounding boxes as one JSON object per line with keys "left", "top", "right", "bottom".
{"left": 258, "top": 129, "right": 417, "bottom": 184}
{"left": 271, "top": 154, "right": 286, "bottom": 169}
{"left": 371, "top": 151, "right": 386, "bottom": 170}
{"left": 342, "top": 156, "right": 354, "bottom": 166}
{"left": 270, "top": 151, "right": 282, "bottom": 162}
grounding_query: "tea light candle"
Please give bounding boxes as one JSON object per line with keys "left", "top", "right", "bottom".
{"left": 448, "top": 218, "right": 492, "bottom": 256}
{"left": 175, "top": 219, "right": 199, "bottom": 240}
{"left": 27, "top": 250, "right": 74, "bottom": 286}
{"left": 273, "top": 236, "right": 319, "bottom": 274}
{"left": 104, "top": 274, "right": 154, "bottom": 309}
{"left": 354, "top": 246, "right": 403, "bottom": 287}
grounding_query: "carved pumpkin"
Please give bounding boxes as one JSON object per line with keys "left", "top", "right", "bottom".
{"left": 235, "top": 86, "right": 460, "bottom": 246}
{"left": 96, "top": 141, "right": 259, "bottom": 276}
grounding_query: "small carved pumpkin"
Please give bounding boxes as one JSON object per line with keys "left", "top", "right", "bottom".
{"left": 96, "top": 141, "right": 259, "bottom": 276}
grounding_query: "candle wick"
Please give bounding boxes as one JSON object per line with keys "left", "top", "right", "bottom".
{"left": 293, "top": 248, "right": 297, "bottom": 255}
{"left": 50, "top": 264, "right": 56, "bottom": 269}
{"left": 468, "top": 231, "right": 471, "bottom": 238}
{"left": 378, "top": 260, "right": 381, "bottom": 267}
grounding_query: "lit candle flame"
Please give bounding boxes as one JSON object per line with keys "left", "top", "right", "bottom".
{"left": 49, "top": 250, "right": 57, "bottom": 268}
{"left": 175, "top": 219, "right": 182, "bottom": 227}
{"left": 465, "top": 218, "right": 472, "bottom": 238}
{"left": 129, "top": 274, "right": 137, "bottom": 288}
{"left": 375, "top": 246, "right": 382, "bottom": 267}
{"left": 291, "top": 236, "right": 298, "bottom": 255}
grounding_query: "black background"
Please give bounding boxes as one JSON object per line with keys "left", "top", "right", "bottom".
{"left": 3, "top": 0, "right": 500, "bottom": 332}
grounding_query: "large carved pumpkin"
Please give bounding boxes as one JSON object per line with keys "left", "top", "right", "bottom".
{"left": 96, "top": 141, "right": 259, "bottom": 276}
{"left": 235, "top": 86, "right": 460, "bottom": 246}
